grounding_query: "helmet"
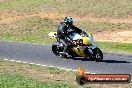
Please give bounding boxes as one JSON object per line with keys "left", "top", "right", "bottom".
{"left": 64, "top": 17, "right": 73, "bottom": 25}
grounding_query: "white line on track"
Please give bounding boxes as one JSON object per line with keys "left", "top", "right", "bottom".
{"left": 49, "top": 66, "right": 55, "bottom": 68}
{"left": 16, "top": 61, "right": 22, "bottom": 63}
{"left": 29, "top": 63, "right": 35, "bottom": 65}
{"left": 41, "top": 65, "right": 47, "bottom": 67}
{"left": 10, "top": 60, "right": 15, "bottom": 62}
{"left": 65, "top": 69, "right": 72, "bottom": 71}
{"left": 3, "top": 59, "right": 8, "bottom": 61}
{"left": 36, "top": 64, "right": 41, "bottom": 66}
{"left": 22, "top": 62, "right": 28, "bottom": 64}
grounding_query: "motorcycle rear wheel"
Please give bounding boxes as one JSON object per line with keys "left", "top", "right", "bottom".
{"left": 52, "top": 42, "right": 67, "bottom": 58}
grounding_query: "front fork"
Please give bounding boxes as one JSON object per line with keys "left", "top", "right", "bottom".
{"left": 87, "top": 44, "right": 97, "bottom": 54}
{"left": 84, "top": 44, "right": 97, "bottom": 60}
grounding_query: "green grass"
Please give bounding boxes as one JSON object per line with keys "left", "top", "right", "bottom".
{"left": 0, "top": 0, "right": 132, "bottom": 18}
{"left": 95, "top": 41, "right": 132, "bottom": 53}
{"left": 0, "top": 73, "right": 74, "bottom": 88}
{"left": 0, "top": 60, "right": 77, "bottom": 88}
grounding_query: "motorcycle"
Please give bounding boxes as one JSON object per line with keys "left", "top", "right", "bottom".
{"left": 49, "top": 31, "right": 103, "bottom": 62}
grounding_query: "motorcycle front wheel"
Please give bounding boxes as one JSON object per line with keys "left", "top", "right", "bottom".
{"left": 93, "top": 48, "right": 103, "bottom": 62}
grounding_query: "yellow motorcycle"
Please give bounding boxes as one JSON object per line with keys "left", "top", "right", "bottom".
{"left": 50, "top": 31, "right": 103, "bottom": 62}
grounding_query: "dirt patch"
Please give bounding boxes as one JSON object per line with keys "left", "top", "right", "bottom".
{"left": 94, "top": 29, "right": 132, "bottom": 43}
{"left": 0, "top": 11, "right": 132, "bottom": 23}
{"left": 0, "top": 0, "right": 10, "bottom": 3}
{"left": 0, "top": 12, "right": 68, "bottom": 23}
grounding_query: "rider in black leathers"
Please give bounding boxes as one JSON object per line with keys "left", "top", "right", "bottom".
{"left": 57, "top": 17, "right": 82, "bottom": 55}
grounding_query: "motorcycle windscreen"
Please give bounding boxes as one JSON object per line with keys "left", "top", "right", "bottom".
{"left": 69, "top": 33, "right": 92, "bottom": 45}
{"left": 69, "top": 33, "right": 79, "bottom": 40}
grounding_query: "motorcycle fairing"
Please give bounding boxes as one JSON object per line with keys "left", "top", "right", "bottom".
{"left": 69, "top": 32, "right": 96, "bottom": 57}
{"left": 72, "top": 46, "right": 87, "bottom": 57}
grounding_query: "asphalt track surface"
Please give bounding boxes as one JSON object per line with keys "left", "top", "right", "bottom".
{"left": 0, "top": 41, "right": 132, "bottom": 76}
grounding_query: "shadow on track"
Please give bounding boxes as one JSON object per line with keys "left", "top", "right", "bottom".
{"left": 67, "top": 57, "right": 92, "bottom": 61}
{"left": 101, "top": 60, "right": 131, "bottom": 63}
{"left": 67, "top": 57, "right": 131, "bottom": 63}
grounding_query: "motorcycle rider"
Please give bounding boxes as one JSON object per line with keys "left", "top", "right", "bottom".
{"left": 57, "top": 17, "right": 82, "bottom": 56}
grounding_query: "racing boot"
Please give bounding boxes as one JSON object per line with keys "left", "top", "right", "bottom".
{"left": 63, "top": 46, "right": 72, "bottom": 58}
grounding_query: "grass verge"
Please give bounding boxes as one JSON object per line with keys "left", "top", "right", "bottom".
{"left": 0, "top": 60, "right": 131, "bottom": 88}
{"left": 95, "top": 41, "right": 132, "bottom": 53}
{"left": 0, "top": 60, "right": 77, "bottom": 88}
{"left": 0, "top": 74, "right": 74, "bottom": 88}
{"left": 0, "top": 17, "right": 57, "bottom": 44}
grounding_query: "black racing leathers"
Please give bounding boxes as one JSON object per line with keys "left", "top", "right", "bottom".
{"left": 57, "top": 22, "right": 82, "bottom": 54}
{"left": 57, "top": 22, "right": 82, "bottom": 39}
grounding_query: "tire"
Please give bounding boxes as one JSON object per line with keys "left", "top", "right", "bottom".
{"left": 52, "top": 45, "right": 59, "bottom": 56}
{"left": 52, "top": 42, "right": 67, "bottom": 58}
{"left": 93, "top": 48, "right": 103, "bottom": 62}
